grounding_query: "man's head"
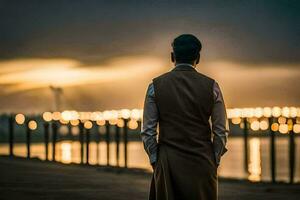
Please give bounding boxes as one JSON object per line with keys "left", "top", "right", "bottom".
{"left": 171, "top": 34, "right": 202, "bottom": 66}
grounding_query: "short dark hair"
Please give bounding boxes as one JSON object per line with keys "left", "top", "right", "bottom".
{"left": 172, "top": 34, "right": 202, "bottom": 63}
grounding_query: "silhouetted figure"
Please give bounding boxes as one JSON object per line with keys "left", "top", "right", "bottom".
{"left": 141, "top": 34, "right": 229, "bottom": 200}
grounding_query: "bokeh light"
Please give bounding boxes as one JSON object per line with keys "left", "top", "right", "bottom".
{"left": 121, "top": 109, "right": 131, "bottom": 119}
{"left": 52, "top": 112, "right": 61, "bottom": 120}
{"left": 127, "top": 119, "right": 138, "bottom": 130}
{"left": 117, "top": 119, "right": 125, "bottom": 127}
{"left": 279, "top": 124, "right": 288, "bottom": 134}
{"left": 271, "top": 123, "right": 279, "bottom": 132}
{"left": 293, "top": 124, "right": 300, "bottom": 133}
{"left": 259, "top": 120, "right": 268, "bottom": 130}
{"left": 61, "top": 110, "right": 75, "bottom": 121}
{"left": 231, "top": 117, "right": 241, "bottom": 125}
{"left": 59, "top": 119, "right": 69, "bottom": 124}
{"left": 91, "top": 112, "right": 103, "bottom": 121}
{"left": 254, "top": 107, "right": 263, "bottom": 118}
{"left": 287, "top": 119, "right": 293, "bottom": 131}
{"left": 103, "top": 110, "right": 112, "bottom": 120}
{"left": 70, "top": 119, "right": 79, "bottom": 126}
{"left": 96, "top": 119, "right": 106, "bottom": 126}
{"left": 28, "top": 120, "right": 37, "bottom": 130}
{"left": 130, "top": 109, "right": 141, "bottom": 120}
{"left": 272, "top": 107, "right": 281, "bottom": 118}
{"left": 263, "top": 107, "right": 272, "bottom": 118}
{"left": 289, "top": 107, "right": 297, "bottom": 118}
{"left": 79, "top": 112, "right": 92, "bottom": 121}
{"left": 84, "top": 120, "right": 93, "bottom": 129}
{"left": 281, "top": 107, "right": 290, "bottom": 118}
{"left": 42, "top": 112, "right": 52, "bottom": 122}
{"left": 278, "top": 117, "right": 286, "bottom": 124}
{"left": 15, "top": 113, "right": 25, "bottom": 125}
{"left": 109, "top": 119, "right": 118, "bottom": 125}
{"left": 250, "top": 121, "right": 260, "bottom": 131}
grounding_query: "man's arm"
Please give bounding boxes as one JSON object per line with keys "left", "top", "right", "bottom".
{"left": 141, "top": 83, "right": 159, "bottom": 166}
{"left": 211, "top": 81, "right": 229, "bottom": 166}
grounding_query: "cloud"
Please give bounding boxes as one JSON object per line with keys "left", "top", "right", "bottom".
{"left": 0, "top": 56, "right": 299, "bottom": 113}
{"left": 200, "top": 61, "right": 300, "bottom": 107}
{"left": 0, "top": 56, "right": 165, "bottom": 93}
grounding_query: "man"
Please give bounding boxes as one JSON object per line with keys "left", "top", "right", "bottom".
{"left": 141, "top": 34, "right": 229, "bottom": 200}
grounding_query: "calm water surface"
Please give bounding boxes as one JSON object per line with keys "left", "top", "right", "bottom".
{"left": 1, "top": 137, "right": 299, "bottom": 182}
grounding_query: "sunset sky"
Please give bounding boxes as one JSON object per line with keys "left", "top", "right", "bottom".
{"left": 0, "top": 0, "right": 299, "bottom": 113}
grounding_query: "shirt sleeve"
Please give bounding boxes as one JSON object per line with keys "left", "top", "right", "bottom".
{"left": 141, "top": 82, "right": 159, "bottom": 164}
{"left": 211, "top": 81, "right": 229, "bottom": 165}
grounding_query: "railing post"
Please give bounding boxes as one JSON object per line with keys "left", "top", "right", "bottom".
{"left": 8, "top": 114, "right": 14, "bottom": 157}
{"left": 115, "top": 124, "right": 120, "bottom": 167}
{"left": 123, "top": 119, "right": 128, "bottom": 168}
{"left": 52, "top": 122, "right": 58, "bottom": 161}
{"left": 95, "top": 123, "right": 101, "bottom": 165}
{"left": 68, "top": 123, "right": 72, "bottom": 138}
{"left": 137, "top": 120, "right": 141, "bottom": 131}
{"left": 243, "top": 118, "right": 249, "bottom": 173}
{"left": 289, "top": 118, "right": 296, "bottom": 184}
{"left": 86, "top": 128, "right": 90, "bottom": 165}
{"left": 268, "top": 117, "right": 276, "bottom": 183}
{"left": 79, "top": 121, "right": 84, "bottom": 164}
{"left": 106, "top": 122, "right": 110, "bottom": 166}
{"left": 96, "top": 124, "right": 101, "bottom": 165}
{"left": 26, "top": 119, "right": 31, "bottom": 159}
{"left": 43, "top": 122, "right": 49, "bottom": 161}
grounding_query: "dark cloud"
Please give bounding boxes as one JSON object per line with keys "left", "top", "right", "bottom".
{"left": 0, "top": 0, "right": 299, "bottom": 65}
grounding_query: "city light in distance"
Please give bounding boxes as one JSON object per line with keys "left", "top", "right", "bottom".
{"left": 15, "top": 113, "right": 25, "bottom": 125}
{"left": 28, "top": 120, "right": 37, "bottom": 130}
{"left": 84, "top": 121, "right": 93, "bottom": 129}
{"left": 293, "top": 124, "right": 300, "bottom": 133}
{"left": 70, "top": 119, "right": 79, "bottom": 126}
{"left": 42, "top": 112, "right": 52, "bottom": 122}
{"left": 127, "top": 119, "right": 138, "bottom": 130}
{"left": 259, "top": 120, "right": 268, "bottom": 130}
{"left": 227, "top": 106, "right": 300, "bottom": 119}
{"left": 13, "top": 106, "right": 300, "bottom": 133}
{"left": 227, "top": 106, "right": 300, "bottom": 134}
{"left": 40, "top": 109, "right": 144, "bottom": 123}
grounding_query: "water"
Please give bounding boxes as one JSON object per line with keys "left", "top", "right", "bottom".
{"left": 0, "top": 137, "right": 299, "bottom": 183}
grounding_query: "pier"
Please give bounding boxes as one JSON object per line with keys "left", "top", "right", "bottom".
{"left": 1, "top": 156, "right": 300, "bottom": 200}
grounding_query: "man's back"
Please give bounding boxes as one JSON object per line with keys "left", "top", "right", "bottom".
{"left": 153, "top": 64, "right": 215, "bottom": 159}
{"left": 141, "top": 34, "right": 228, "bottom": 200}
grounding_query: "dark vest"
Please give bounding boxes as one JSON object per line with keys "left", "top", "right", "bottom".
{"left": 153, "top": 64, "right": 215, "bottom": 157}
{"left": 150, "top": 65, "right": 218, "bottom": 200}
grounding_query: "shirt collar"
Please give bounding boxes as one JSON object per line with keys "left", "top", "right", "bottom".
{"left": 175, "top": 63, "right": 195, "bottom": 68}
{"left": 172, "top": 63, "right": 196, "bottom": 71}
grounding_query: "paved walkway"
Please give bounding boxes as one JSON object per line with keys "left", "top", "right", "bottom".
{"left": 0, "top": 156, "right": 299, "bottom": 200}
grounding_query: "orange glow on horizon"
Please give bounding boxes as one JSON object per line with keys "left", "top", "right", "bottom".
{"left": 0, "top": 56, "right": 164, "bottom": 93}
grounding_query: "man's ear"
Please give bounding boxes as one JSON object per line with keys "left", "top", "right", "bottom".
{"left": 171, "top": 52, "right": 175, "bottom": 63}
{"left": 196, "top": 53, "right": 200, "bottom": 64}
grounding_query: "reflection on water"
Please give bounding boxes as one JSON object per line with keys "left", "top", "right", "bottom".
{"left": 0, "top": 137, "right": 299, "bottom": 182}
{"left": 248, "top": 138, "right": 261, "bottom": 182}
{"left": 61, "top": 142, "right": 72, "bottom": 164}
